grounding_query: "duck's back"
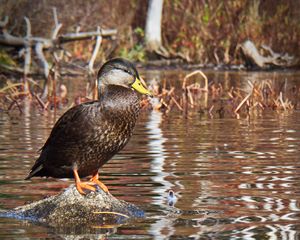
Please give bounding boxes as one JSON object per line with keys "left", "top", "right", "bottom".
{"left": 27, "top": 85, "right": 141, "bottom": 179}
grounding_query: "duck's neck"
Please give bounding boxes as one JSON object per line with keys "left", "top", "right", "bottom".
{"left": 100, "top": 85, "right": 141, "bottom": 118}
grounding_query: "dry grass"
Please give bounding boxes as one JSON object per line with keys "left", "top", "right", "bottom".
{"left": 146, "top": 71, "right": 298, "bottom": 119}
{"left": 0, "top": 72, "right": 69, "bottom": 112}
{"left": 1, "top": 70, "right": 298, "bottom": 119}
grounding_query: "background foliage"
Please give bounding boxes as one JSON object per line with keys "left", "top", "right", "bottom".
{"left": 1, "top": 0, "right": 299, "bottom": 64}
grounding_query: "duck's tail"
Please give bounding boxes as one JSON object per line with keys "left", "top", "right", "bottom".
{"left": 25, "top": 162, "right": 44, "bottom": 180}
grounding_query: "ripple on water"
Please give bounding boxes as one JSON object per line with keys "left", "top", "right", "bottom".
{"left": 1, "top": 75, "right": 300, "bottom": 238}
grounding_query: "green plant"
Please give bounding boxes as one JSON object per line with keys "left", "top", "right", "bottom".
{"left": 134, "top": 27, "right": 144, "bottom": 38}
{"left": 119, "top": 44, "right": 146, "bottom": 62}
{"left": 0, "top": 50, "right": 17, "bottom": 66}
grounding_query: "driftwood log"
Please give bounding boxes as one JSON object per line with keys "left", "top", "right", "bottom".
{"left": 0, "top": 185, "right": 144, "bottom": 230}
{"left": 239, "top": 40, "right": 298, "bottom": 69}
{"left": 0, "top": 9, "right": 117, "bottom": 79}
{"left": 0, "top": 26, "right": 116, "bottom": 49}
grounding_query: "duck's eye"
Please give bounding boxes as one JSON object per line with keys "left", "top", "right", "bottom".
{"left": 124, "top": 69, "right": 131, "bottom": 75}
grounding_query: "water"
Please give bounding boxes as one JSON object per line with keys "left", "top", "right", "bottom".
{"left": 0, "top": 70, "right": 300, "bottom": 239}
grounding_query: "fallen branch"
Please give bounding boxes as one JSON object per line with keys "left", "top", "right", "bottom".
{"left": 58, "top": 29, "right": 116, "bottom": 43}
{"left": 35, "top": 42, "right": 49, "bottom": 78}
{"left": 0, "top": 28, "right": 117, "bottom": 48}
{"left": 23, "top": 17, "right": 31, "bottom": 94}
{"left": 52, "top": 7, "right": 59, "bottom": 28}
{"left": 51, "top": 23, "right": 62, "bottom": 40}
{"left": 24, "top": 27, "right": 31, "bottom": 64}
{"left": 239, "top": 40, "right": 298, "bottom": 68}
{"left": 0, "top": 30, "right": 53, "bottom": 48}
{"left": 0, "top": 12, "right": 117, "bottom": 81}
{"left": 0, "top": 16, "right": 8, "bottom": 28}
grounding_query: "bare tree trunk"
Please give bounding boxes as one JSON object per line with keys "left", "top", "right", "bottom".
{"left": 145, "top": 0, "right": 164, "bottom": 53}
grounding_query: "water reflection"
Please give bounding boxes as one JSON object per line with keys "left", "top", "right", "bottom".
{"left": 0, "top": 70, "right": 300, "bottom": 239}
{"left": 147, "top": 110, "right": 176, "bottom": 239}
{"left": 147, "top": 111, "right": 174, "bottom": 204}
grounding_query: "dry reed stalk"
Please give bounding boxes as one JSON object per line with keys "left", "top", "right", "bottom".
{"left": 234, "top": 92, "right": 252, "bottom": 115}
{"left": 93, "top": 211, "right": 129, "bottom": 218}
{"left": 187, "top": 87, "right": 194, "bottom": 107}
{"left": 209, "top": 105, "right": 214, "bottom": 117}
{"left": 227, "top": 91, "right": 234, "bottom": 99}
{"left": 7, "top": 99, "right": 23, "bottom": 114}
{"left": 34, "top": 94, "right": 47, "bottom": 110}
{"left": 171, "top": 96, "right": 183, "bottom": 111}
{"left": 279, "top": 92, "right": 286, "bottom": 111}
{"left": 51, "top": 71, "right": 57, "bottom": 114}
{"left": 0, "top": 82, "right": 24, "bottom": 93}
{"left": 182, "top": 70, "right": 208, "bottom": 91}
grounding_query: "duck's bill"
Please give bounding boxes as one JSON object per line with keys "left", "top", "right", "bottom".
{"left": 131, "top": 78, "right": 153, "bottom": 97}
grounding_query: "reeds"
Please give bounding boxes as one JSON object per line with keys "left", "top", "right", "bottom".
{"left": 0, "top": 79, "right": 29, "bottom": 114}
{"left": 0, "top": 70, "right": 68, "bottom": 113}
{"left": 148, "top": 72, "right": 297, "bottom": 118}
{"left": 1, "top": 71, "right": 298, "bottom": 119}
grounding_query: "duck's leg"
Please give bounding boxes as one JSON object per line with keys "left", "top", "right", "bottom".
{"left": 73, "top": 168, "right": 96, "bottom": 195}
{"left": 90, "top": 172, "right": 109, "bottom": 193}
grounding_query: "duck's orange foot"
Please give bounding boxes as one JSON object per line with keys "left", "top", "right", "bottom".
{"left": 91, "top": 178, "right": 109, "bottom": 193}
{"left": 90, "top": 173, "right": 109, "bottom": 193}
{"left": 73, "top": 168, "right": 97, "bottom": 195}
{"left": 76, "top": 181, "right": 96, "bottom": 195}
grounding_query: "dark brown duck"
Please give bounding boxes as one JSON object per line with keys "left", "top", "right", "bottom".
{"left": 25, "top": 58, "right": 152, "bottom": 194}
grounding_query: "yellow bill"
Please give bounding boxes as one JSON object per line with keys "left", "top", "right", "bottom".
{"left": 131, "top": 77, "right": 153, "bottom": 97}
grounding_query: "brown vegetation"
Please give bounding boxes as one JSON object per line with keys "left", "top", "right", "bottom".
{"left": 0, "top": 1, "right": 299, "bottom": 117}
{"left": 146, "top": 71, "right": 299, "bottom": 119}
{"left": 1, "top": 68, "right": 298, "bottom": 119}
{"left": 1, "top": 0, "right": 299, "bottom": 65}
{"left": 162, "top": 1, "right": 300, "bottom": 65}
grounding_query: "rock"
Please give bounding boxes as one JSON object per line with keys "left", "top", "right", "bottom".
{"left": 0, "top": 185, "right": 144, "bottom": 229}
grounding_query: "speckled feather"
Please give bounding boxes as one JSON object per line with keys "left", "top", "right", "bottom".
{"left": 26, "top": 85, "right": 141, "bottom": 179}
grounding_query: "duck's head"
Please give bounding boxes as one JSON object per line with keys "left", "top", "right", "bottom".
{"left": 97, "top": 58, "right": 152, "bottom": 97}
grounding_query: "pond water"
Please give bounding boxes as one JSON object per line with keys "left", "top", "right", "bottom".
{"left": 0, "top": 70, "right": 300, "bottom": 239}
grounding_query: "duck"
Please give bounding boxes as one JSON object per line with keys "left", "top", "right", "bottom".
{"left": 25, "top": 58, "right": 152, "bottom": 194}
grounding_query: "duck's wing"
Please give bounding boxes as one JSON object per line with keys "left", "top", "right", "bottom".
{"left": 25, "top": 102, "right": 100, "bottom": 179}
{"left": 41, "top": 101, "right": 100, "bottom": 150}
